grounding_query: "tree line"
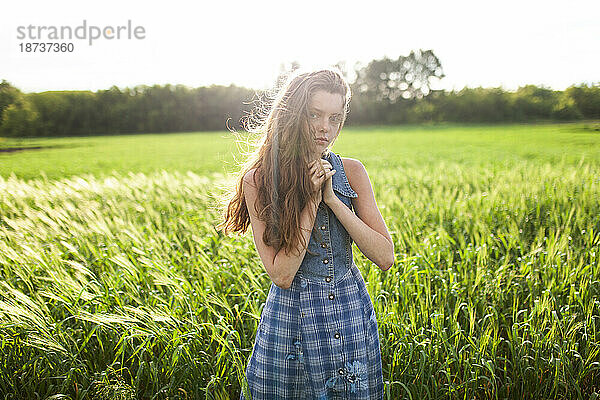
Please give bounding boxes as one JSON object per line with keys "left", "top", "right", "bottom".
{"left": 1, "top": 50, "right": 598, "bottom": 138}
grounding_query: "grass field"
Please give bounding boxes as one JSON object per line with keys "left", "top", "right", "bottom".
{"left": 1, "top": 122, "right": 599, "bottom": 399}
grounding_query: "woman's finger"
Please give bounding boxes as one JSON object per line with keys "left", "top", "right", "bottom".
{"left": 309, "top": 160, "right": 331, "bottom": 192}
{"left": 321, "top": 169, "right": 334, "bottom": 182}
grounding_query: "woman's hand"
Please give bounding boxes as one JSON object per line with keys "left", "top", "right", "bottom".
{"left": 319, "top": 160, "right": 336, "bottom": 205}
{"left": 308, "top": 159, "right": 335, "bottom": 205}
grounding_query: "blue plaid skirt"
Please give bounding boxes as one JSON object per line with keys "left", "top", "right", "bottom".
{"left": 240, "top": 262, "right": 384, "bottom": 399}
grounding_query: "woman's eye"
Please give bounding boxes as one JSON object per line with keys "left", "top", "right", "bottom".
{"left": 310, "top": 113, "right": 318, "bottom": 119}
{"left": 330, "top": 116, "right": 341, "bottom": 123}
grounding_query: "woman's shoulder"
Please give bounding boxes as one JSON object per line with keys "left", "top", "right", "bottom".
{"left": 340, "top": 156, "right": 362, "bottom": 170}
{"left": 340, "top": 156, "right": 364, "bottom": 188}
{"left": 243, "top": 167, "right": 260, "bottom": 188}
{"left": 329, "top": 150, "right": 361, "bottom": 171}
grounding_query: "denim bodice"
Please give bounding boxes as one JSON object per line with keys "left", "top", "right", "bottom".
{"left": 296, "top": 150, "right": 358, "bottom": 285}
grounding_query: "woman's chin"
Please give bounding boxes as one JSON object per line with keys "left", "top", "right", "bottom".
{"left": 310, "top": 143, "right": 329, "bottom": 159}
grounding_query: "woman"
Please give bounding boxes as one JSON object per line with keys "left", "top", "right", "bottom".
{"left": 218, "top": 67, "right": 394, "bottom": 399}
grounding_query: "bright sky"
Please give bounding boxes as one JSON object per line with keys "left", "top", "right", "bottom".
{"left": 2, "top": 0, "right": 598, "bottom": 94}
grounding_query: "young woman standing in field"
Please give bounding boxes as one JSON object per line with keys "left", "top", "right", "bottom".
{"left": 218, "top": 67, "right": 394, "bottom": 399}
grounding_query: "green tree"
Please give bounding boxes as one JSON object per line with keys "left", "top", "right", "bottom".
{"left": 511, "top": 85, "right": 560, "bottom": 121}
{"left": 0, "top": 92, "right": 40, "bottom": 137}
{"left": 564, "top": 83, "right": 600, "bottom": 119}
{"left": 353, "top": 49, "right": 445, "bottom": 103}
{"left": 552, "top": 91, "right": 583, "bottom": 120}
{"left": 0, "top": 80, "right": 21, "bottom": 126}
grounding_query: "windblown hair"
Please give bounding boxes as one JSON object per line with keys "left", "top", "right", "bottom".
{"left": 216, "top": 67, "right": 352, "bottom": 257}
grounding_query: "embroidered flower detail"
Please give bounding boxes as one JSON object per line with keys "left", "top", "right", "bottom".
{"left": 325, "top": 375, "right": 340, "bottom": 389}
{"left": 323, "top": 360, "right": 367, "bottom": 393}
{"left": 287, "top": 340, "right": 305, "bottom": 362}
{"left": 344, "top": 360, "right": 368, "bottom": 393}
{"left": 317, "top": 392, "right": 330, "bottom": 400}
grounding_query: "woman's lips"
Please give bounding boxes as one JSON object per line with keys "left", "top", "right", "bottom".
{"left": 315, "top": 138, "right": 328, "bottom": 144}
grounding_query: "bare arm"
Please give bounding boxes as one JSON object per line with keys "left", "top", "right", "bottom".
{"left": 269, "top": 201, "right": 319, "bottom": 289}
{"left": 243, "top": 163, "right": 333, "bottom": 289}
{"left": 324, "top": 159, "right": 394, "bottom": 270}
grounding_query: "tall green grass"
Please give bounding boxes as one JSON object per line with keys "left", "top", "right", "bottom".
{"left": 0, "top": 122, "right": 599, "bottom": 399}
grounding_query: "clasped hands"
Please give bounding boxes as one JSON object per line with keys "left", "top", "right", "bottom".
{"left": 308, "top": 159, "right": 336, "bottom": 206}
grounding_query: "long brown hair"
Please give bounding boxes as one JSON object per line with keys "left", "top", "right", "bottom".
{"left": 215, "top": 67, "right": 351, "bottom": 257}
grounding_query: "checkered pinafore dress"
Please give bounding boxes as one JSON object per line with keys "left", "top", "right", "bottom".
{"left": 240, "top": 150, "right": 384, "bottom": 400}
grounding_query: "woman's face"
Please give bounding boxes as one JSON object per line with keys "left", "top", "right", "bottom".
{"left": 307, "top": 90, "right": 345, "bottom": 159}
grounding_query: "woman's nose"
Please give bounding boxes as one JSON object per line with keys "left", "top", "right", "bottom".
{"left": 318, "top": 118, "right": 329, "bottom": 132}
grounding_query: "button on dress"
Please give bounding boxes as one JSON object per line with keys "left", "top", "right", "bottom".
{"left": 240, "top": 150, "right": 384, "bottom": 400}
